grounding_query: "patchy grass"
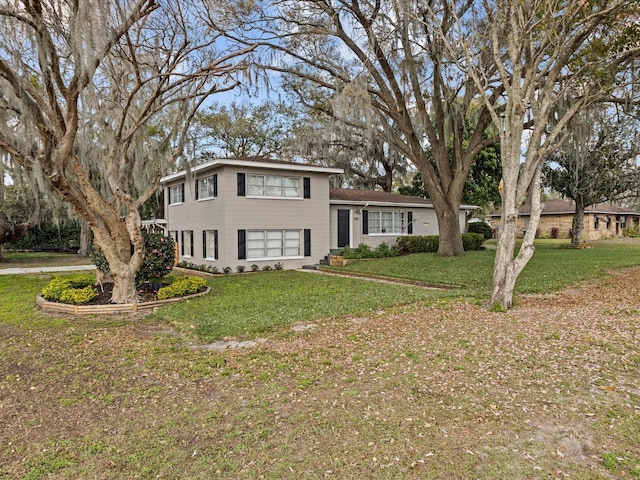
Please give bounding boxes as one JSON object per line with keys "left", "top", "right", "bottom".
{"left": 149, "top": 270, "right": 441, "bottom": 340}
{"left": 2, "top": 243, "right": 640, "bottom": 478}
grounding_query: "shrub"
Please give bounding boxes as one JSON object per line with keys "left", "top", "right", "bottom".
{"left": 59, "top": 286, "right": 97, "bottom": 305}
{"left": 461, "top": 233, "right": 484, "bottom": 251}
{"left": 395, "top": 235, "right": 439, "bottom": 254}
{"left": 236, "top": 265, "right": 246, "bottom": 273}
{"left": 251, "top": 264, "right": 260, "bottom": 272}
{"left": 262, "top": 265, "right": 273, "bottom": 271}
{"left": 374, "top": 242, "right": 399, "bottom": 258}
{"left": 274, "top": 262, "right": 284, "bottom": 270}
{"left": 396, "top": 234, "right": 483, "bottom": 253}
{"left": 42, "top": 275, "right": 94, "bottom": 301}
{"left": 623, "top": 225, "right": 639, "bottom": 237}
{"left": 91, "top": 231, "right": 175, "bottom": 286}
{"left": 223, "top": 266, "right": 232, "bottom": 274}
{"left": 342, "top": 244, "right": 375, "bottom": 259}
{"left": 157, "top": 276, "right": 207, "bottom": 300}
{"left": 550, "top": 226, "right": 559, "bottom": 239}
{"left": 467, "top": 221, "right": 493, "bottom": 240}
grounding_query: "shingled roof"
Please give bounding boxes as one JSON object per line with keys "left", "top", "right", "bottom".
{"left": 329, "top": 188, "right": 432, "bottom": 205}
{"left": 488, "top": 198, "right": 640, "bottom": 217}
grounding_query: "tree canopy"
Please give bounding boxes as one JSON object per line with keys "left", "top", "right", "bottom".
{"left": 0, "top": 0, "right": 255, "bottom": 302}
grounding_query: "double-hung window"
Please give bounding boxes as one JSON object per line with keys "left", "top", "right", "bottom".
{"left": 169, "top": 184, "right": 184, "bottom": 205}
{"left": 181, "top": 230, "right": 193, "bottom": 257}
{"left": 247, "top": 175, "right": 301, "bottom": 198}
{"left": 197, "top": 174, "right": 217, "bottom": 200}
{"left": 368, "top": 211, "right": 405, "bottom": 234}
{"left": 203, "top": 230, "right": 218, "bottom": 260}
{"left": 246, "top": 230, "right": 301, "bottom": 259}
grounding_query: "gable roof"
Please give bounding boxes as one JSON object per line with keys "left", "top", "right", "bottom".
{"left": 330, "top": 188, "right": 478, "bottom": 210}
{"left": 487, "top": 198, "right": 640, "bottom": 217}
{"left": 161, "top": 157, "right": 343, "bottom": 183}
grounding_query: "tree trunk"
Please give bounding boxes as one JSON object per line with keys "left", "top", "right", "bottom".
{"left": 78, "top": 219, "right": 92, "bottom": 257}
{"left": 434, "top": 200, "right": 465, "bottom": 256}
{"left": 490, "top": 168, "right": 542, "bottom": 310}
{"left": 571, "top": 203, "right": 585, "bottom": 247}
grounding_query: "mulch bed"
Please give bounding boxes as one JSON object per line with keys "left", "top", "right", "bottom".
{"left": 86, "top": 283, "right": 160, "bottom": 305}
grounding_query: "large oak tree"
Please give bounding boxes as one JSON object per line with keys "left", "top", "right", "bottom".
{"left": 222, "top": 0, "right": 500, "bottom": 256}
{"left": 0, "top": 0, "right": 254, "bottom": 303}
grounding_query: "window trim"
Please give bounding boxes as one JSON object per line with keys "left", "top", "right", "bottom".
{"left": 169, "top": 183, "right": 185, "bottom": 205}
{"left": 181, "top": 230, "right": 194, "bottom": 258}
{"left": 196, "top": 174, "right": 217, "bottom": 201}
{"left": 203, "top": 229, "right": 219, "bottom": 261}
{"left": 366, "top": 210, "right": 406, "bottom": 235}
{"left": 245, "top": 229, "right": 303, "bottom": 260}
{"left": 245, "top": 174, "right": 303, "bottom": 199}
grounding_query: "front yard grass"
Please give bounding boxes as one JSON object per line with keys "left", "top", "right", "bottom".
{"left": 327, "top": 239, "right": 640, "bottom": 296}
{"left": 1, "top": 242, "right": 640, "bottom": 479}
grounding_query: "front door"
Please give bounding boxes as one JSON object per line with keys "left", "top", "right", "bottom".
{"left": 337, "top": 209, "right": 350, "bottom": 248}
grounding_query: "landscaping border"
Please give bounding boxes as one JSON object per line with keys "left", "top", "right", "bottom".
{"left": 36, "top": 287, "right": 211, "bottom": 316}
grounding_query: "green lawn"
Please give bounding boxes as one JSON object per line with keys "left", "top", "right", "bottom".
{"left": 2, "top": 244, "right": 640, "bottom": 479}
{"left": 327, "top": 239, "right": 640, "bottom": 297}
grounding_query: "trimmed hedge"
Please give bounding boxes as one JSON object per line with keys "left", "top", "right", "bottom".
{"left": 395, "top": 234, "right": 485, "bottom": 254}
{"left": 462, "top": 233, "right": 485, "bottom": 251}
{"left": 468, "top": 221, "right": 493, "bottom": 240}
{"left": 42, "top": 274, "right": 96, "bottom": 304}
{"left": 157, "top": 276, "right": 207, "bottom": 300}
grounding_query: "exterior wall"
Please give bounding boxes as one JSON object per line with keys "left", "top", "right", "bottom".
{"left": 165, "top": 164, "right": 331, "bottom": 270}
{"left": 329, "top": 204, "right": 441, "bottom": 250}
{"left": 487, "top": 213, "right": 626, "bottom": 241}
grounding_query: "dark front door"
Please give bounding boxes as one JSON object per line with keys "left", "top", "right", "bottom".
{"left": 337, "top": 209, "right": 350, "bottom": 248}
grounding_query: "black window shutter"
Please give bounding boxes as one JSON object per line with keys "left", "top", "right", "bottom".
{"left": 213, "top": 174, "right": 218, "bottom": 197}
{"left": 190, "top": 232, "right": 194, "bottom": 256}
{"left": 362, "top": 210, "right": 369, "bottom": 235}
{"left": 180, "top": 183, "right": 185, "bottom": 203}
{"left": 214, "top": 230, "right": 219, "bottom": 260}
{"left": 195, "top": 178, "right": 199, "bottom": 200}
{"left": 237, "top": 173, "right": 245, "bottom": 196}
{"left": 407, "top": 211, "right": 413, "bottom": 234}
{"left": 202, "top": 230, "right": 207, "bottom": 258}
{"left": 181, "top": 231, "right": 185, "bottom": 256}
{"left": 238, "top": 230, "right": 246, "bottom": 259}
{"left": 303, "top": 177, "right": 311, "bottom": 198}
{"left": 304, "top": 229, "right": 311, "bottom": 256}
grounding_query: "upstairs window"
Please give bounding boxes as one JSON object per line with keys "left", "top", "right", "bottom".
{"left": 169, "top": 184, "right": 184, "bottom": 205}
{"left": 197, "top": 174, "right": 217, "bottom": 200}
{"left": 247, "top": 175, "right": 301, "bottom": 198}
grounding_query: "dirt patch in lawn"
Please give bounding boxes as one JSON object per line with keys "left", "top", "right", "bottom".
{"left": 1, "top": 268, "right": 640, "bottom": 479}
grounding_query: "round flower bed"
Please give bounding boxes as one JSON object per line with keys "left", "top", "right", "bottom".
{"left": 37, "top": 275, "right": 210, "bottom": 316}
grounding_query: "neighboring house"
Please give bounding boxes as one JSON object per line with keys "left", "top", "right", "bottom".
{"left": 486, "top": 198, "right": 640, "bottom": 240}
{"left": 161, "top": 157, "right": 478, "bottom": 269}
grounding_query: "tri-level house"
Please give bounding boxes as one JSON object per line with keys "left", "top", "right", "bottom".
{"left": 161, "top": 157, "right": 477, "bottom": 269}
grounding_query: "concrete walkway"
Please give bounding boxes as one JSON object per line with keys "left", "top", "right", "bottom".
{"left": 0, "top": 265, "right": 96, "bottom": 275}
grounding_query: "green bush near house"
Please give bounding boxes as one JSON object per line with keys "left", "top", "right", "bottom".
{"left": 157, "top": 276, "right": 207, "bottom": 300}
{"left": 468, "top": 221, "right": 493, "bottom": 240}
{"left": 395, "top": 235, "right": 440, "bottom": 254}
{"left": 462, "top": 233, "right": 485, "bottom": 251}
{"left": 396, "top": 234, "right": 484, "bottom": 254}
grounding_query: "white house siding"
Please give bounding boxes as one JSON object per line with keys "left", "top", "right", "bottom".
{"left": 162, "top": 159, "right": 340, "bottom": 270}
{"left": 329, "top": 204, "right": 441, "bottom": 250}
